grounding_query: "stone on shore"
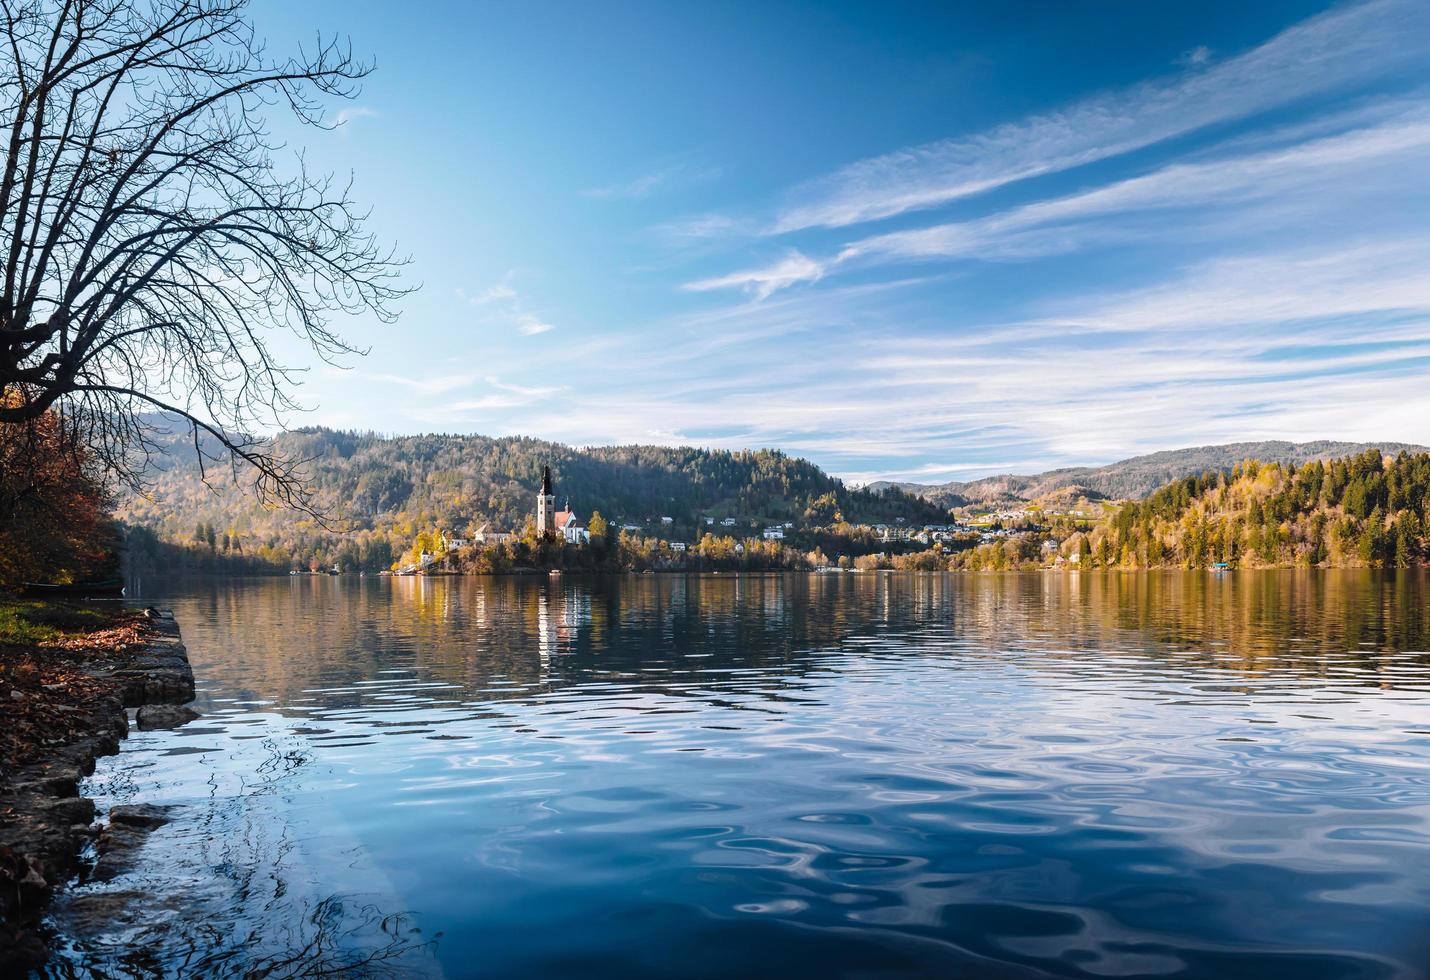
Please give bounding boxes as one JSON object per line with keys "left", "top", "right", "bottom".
{"left": 136, "top": 704, "right": 200, "bottom": 730}
{"left": 107, "top": 804, "right": 174, "bottom": 830}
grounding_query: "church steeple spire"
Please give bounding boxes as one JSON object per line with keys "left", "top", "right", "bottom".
{"left": 537, "top": 465, "right": 555, "bottom": 534}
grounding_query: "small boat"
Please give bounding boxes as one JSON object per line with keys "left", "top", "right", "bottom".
{"left": 21, "top": 578, "right": 126, "bottom": 598}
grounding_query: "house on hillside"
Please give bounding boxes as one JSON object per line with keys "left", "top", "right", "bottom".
{"left": 763, "top": 526, "right": 785, "bottom": 540}
{"left": 440, "top": 532, "right": 468, "bottom": 551}
{"left": 473, "top": 522, "right": 514, "bottom": 546}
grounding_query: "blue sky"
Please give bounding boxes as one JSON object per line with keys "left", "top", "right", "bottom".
{"left": 247, "top": 0, "right": 1430, "bottom": 484}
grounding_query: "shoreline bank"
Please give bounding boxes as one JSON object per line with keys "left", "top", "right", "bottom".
{"left": 0, "top": 610, "right": 195, "bottom": 973}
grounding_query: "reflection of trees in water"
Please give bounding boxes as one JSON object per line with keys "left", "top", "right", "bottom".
{"left": 71, "top": 570, "right": 1427, "bottom": 975}
{"left": 156, "top": 570, "right": 1430, "bottom": 719}
{"left": 202, "top": 896, "right": 432, "bottom": 979}
{"left": 50, "top": 734, "right": 437, "bottom": 978}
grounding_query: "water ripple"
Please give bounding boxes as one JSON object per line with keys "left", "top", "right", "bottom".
{"left": 46, "top": 570, "right": 1430, "bottom": 979}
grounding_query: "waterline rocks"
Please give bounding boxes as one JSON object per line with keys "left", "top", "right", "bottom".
{"left": 0, "top": 611, "right": 196, "bottom": 974}
{"left": 92, "top": 805, "right": 178, "bottom": 883}
{"left": 136, "top": 703, "right": 200, "bottom": 730}
{"left": 104, "top": 618, "right": 195, "bottom": 707}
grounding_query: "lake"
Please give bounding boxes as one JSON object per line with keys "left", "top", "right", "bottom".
{"left": 44, "top": 571, "right": 1430, "bottom": 978}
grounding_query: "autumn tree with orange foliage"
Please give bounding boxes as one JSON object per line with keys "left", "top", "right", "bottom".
{"left": 0, "top": 389, "right": 114, "bottom": 587}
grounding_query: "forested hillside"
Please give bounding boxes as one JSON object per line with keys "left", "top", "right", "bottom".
{"left": 119, "top": 426, "right": 944, "bottom": 573}
{"left": 1079, "top": 449, "right": 1430, "bottom": 568}
{"left": 873, "top": 440, "right": 1428, "bottom": 507}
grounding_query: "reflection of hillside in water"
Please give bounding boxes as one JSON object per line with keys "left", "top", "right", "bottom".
{"left": 63, "top": 569, "right": 1430, "bottom": 978}
{"left": 157, "top": 570, "right": 1429, "bottom": 721}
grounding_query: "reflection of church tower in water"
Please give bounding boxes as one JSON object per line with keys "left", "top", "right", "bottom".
{"left": 536, "top": 465, "right": 555, "bottom": 534}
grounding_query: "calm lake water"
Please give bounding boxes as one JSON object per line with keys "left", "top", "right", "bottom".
{"left": 44, "top": 571, "right": 1430, "bottom": 979}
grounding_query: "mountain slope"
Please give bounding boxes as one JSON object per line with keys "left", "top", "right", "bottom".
{"left": 118, "top": 426, "right": 945, "bottom": 571}
{"left": 1079, "top": 448, "right": 1430, "bottom": 568}
{"left": 871, "top": 441, "right": 1429, "bottom": 507}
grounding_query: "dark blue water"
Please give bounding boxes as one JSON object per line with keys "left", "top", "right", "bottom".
{"left": 44, "top": 572, "right": 1430, "bottom": 978}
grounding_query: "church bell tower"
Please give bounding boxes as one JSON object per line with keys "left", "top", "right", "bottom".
{"left": 537, "top": 465, "right": 555, "bottom": 534}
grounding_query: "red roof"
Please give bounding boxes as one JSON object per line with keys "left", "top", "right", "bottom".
{"left": 553, "top": 510, "right": 576, "bottom": 527}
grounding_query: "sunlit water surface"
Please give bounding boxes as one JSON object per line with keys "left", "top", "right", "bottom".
{"left": 42, "top": 571, "right": 1430, "bottom": 978}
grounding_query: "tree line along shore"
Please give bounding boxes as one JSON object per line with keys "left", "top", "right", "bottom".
{"left": 121, "top": 448, "right": 1430, "bottom": 578}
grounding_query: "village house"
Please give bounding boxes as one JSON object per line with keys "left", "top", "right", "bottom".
{"left": 763, "top": 526, "right": 785, "bottom": 540}
{"left": 473, "top": 522, "right": 514, "bottom": 546}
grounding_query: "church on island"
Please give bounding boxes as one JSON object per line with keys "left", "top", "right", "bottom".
{"left": 537, "top": 465, "right": 589, "bottom": 544}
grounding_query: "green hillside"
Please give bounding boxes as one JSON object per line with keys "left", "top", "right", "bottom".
{"left": 873, "top": 440, "right": 1428, "bottom": 507}
{"left": 1078, "top": 449, "right": 1430, "bottom": 568}
{"left": 118, "top": 426, "right": 944, "bottom": 573}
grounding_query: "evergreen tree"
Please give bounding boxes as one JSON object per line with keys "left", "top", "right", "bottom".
{"left": 1358, "top": 507, "right": 1384, "bottom": 565}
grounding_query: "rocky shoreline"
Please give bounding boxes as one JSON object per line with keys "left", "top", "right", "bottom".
{"left": 0, "top": 610, "right": 195, "bottom": 974}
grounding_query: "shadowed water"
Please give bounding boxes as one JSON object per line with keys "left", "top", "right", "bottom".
{"left": 43, "top": 571, "right": 1430, "bottom": 978}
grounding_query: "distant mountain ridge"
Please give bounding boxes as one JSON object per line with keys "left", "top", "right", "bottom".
{"left": 868, "top": 441, "right": 1430, "bottom": 507}
{"left": 118, "top": 424, "right": 947, "bottom": 572}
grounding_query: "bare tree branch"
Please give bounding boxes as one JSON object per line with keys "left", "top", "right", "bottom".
{"left": 0, "top": 0, "right": 410, "bottom": 515}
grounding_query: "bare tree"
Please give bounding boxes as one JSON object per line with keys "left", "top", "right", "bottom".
{"left": 0, "top": 0, "right": 408, "bottom": 510}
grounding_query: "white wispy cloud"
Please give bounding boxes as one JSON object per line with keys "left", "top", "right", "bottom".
{"left": 848, "top": 109, "right": 1430, "bottom": 261}
{"left": 493, "top": 234, "right": 1430, "bottom": 480}
{"left": 585, "top": 161, "right": 721, "bottom": 201}
{"left": 517, "top": 314, "right": 555, "bottom": 336}
{"left": 363, "top": 371, "right": 480, "bottom": 395}
{"left": 463, "top": 282, "right": 517, "bottom": 305}
{"left": 653, "top": 212, "right": 759, "bottom": 242}
{"left": 445, "top": 395, "right": 531, "bottom": 412}
{"left": 485, "top": 377, "right": 561, "bottom": 398}
{"left": 1070, "top": 238, "right": 1430, "bottom": 331}
{"left": 770, "top": 0, "right": 1428, "bottom": 232}
{"left": 1178, "top": 45, "right": 1213, "bottom": 67}
{"left": 457, "top": 275, "right": 559, "bottom": 336}
{"left": 682, "top": 249, "right": 824, "bottom": 299}
{"left": 690, "top": 105, "right": 1430, "bottom": 298}
{"left": 321, "top": 1, "right": 1430, "bottom": 485}
{"left": 334, "top": 105, "right": 379, "bottom": 128}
